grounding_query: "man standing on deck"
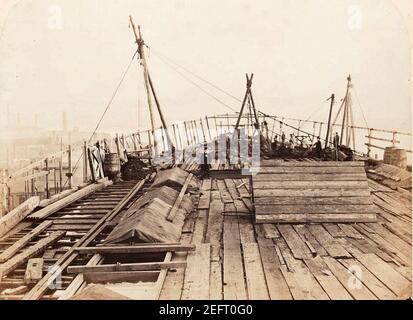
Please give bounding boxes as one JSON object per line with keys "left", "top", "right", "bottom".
{"left": 333, "top": 132, "right": 340, "bottom": 160}
{"left": 313, "top": 136, "right": 322, "bottom": 158}
{"left": 333, "top": 132, "right": 340, "bottom": 150}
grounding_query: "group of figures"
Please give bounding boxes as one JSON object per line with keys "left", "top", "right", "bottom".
{"left": 268, "top": 131, "right": 351, "bottom": 161}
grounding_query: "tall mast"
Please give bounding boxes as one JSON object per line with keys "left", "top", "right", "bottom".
{"left": 325, "top": 93, "right": 335, "bottom": 150}
{"left": 340, "top": 74, "right": 352, "bottom": 145}
{"left": 129, "top": 16, "right": 157, "bottom": 150}
{"left": 129, "top": 16, "right": 175, "bottom": 154}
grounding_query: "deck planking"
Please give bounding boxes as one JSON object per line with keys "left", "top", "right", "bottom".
{"left": 160, "top": 171, "right": 411, "bottom": 300}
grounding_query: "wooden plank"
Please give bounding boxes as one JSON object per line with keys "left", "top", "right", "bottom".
{"left": 0, "top": 222, "right": 32, "bottom": 242}
{"left": 167, "top": 173, "right": 193, "bottom": 222}
{"left": 58, "top": 254, "right": 102, "bottom": 300}
{"left": 353, "top": 224, "right": 410, "bottom": 266}
{"left": 278, "top": 225, "right": 313, "bottom": 259}
{"left": 74, "top": 244, "right": 195, "bottom": 255}
{"left": 323, "top": 224, "right": 347, "bottom": 238}
{"left": 0, "top": 221, "right": 52, "bottom": 263}
{"left": 242, "top": 243, "right": 270, "bottom": 300}
{"left": 201, "top": 179, "right": 212, "bottom": 191}
{"left": 256, "top": 213, "right": 377, "bottom": 224}
{"left": 254, "top": 189, "right": 371, "bottom": 198}
{"left": 24, "top": 258, "right": 44, "bottom": 284}
{"left": 0, "top": 197, "right": 40, "bottom": 238}
{"left": 260, "top": 161, "right": 365, "bottom": 167}
{"left": 293, "top": 225, "right": 328, "bottom": 257}
{"left": 261, "top": 224, "right": 280, "bottom": 239}
{"left": 254, "top": 196, "right": 372, "bottom": 206}
{"left": 323, "top": 256, "right": 377, "bottom": 300}
{"left": 209, "top": 261, "right": 223, "bottom": 300}
{"left": 339, "top": 258, "right": 397, "bottom": 300}
{"left": 223, "top": 216, "right": 247, "bottom": 300}
{"left": 256, "top": 204, "right": 376, "bottom": 215}
{"left": 23, "top": 179, "right": 148, "bottom": 300}
{"left": 224, "top": 179, "right": 240, "bottom": 200}
{"left": 280, "top": 258, "right": 329, "bottom": 300}
{"left": 303, "top": 257, "right": 352, "bottom": 300}
{"left": 238, "top": 217, "right": 256, "bottom": 244}
{"left": 67, "top": 261, "right": 186, "bottom": 274}
{"left": 83, "top": 270, "right": 159, "bottom": 284}
{"left": 159, "top": 224, "right": 194, "bottom": 300}
{"left": 181, "top": 243, "right": 210, "bottom": 300}
{"left": 256, "top": 237, "right": 292, "bottom": 300}
{"left": 198, "top": 190, "right": 211, "bottom": 210}
{"left": 257, "top": 166, "right": 366, "bottom": 174}
{"left": 205, "top": 200, "right": 224, "bottom": 246}
{"left": 254, "top": 173, "right": 367, "bottom": 181}
{"left": 0, "top": 231, "right": 65, "bottom": 281}
{"left": 192, "top": 209, "right": 208, "bottom": 244}
{"left": 308, "top": 225, "right": 352, "bottom": 258}
{"left": 352, "top": 253, "right": 411, "bottom": 298}
{"left": 253, "top": 181, "right": 369, "bottom": 190}
{"left": 29, "top": 180, "right": 112, "bottom": 220}
{"left": 338, "top": 224, "right": 364, "bottom": 240}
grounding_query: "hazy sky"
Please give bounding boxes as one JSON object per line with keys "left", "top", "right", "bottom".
{"left": 0, "top": 0, "right": 411, "bottom": 135}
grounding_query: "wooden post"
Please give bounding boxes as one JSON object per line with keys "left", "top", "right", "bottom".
{"left": 53, "top": 166, "right": 57, "bottom": 195}
{"left": 172, "top": 124, "right": 178, "bottom": 150}
{"left": 45, "top": 159, "right": 50, "bottom": 199}
{"left": 59, "top": 156, "right": 63, "bottom": 193}
{"left": 205, "top": 116, "right": 212, "bottom": 141}
{"left": 176, "top": 124, "right": 183, "bottom": 150}
{"left": 213, "top": 116, "right": 218, "bottom": 136}
{"left": 200, "top": 118, "right": 206, "bottom": 143}
{"left": 87, "top": 148, "right": 96, "bottom": 182}
{"left": 318, "top": 123, "right": 323, "bottom": 140}
{"left": 83, "top": 141, "right": 88, "bottom": 183}
{"left": 184, "top": 121, "right": 190, "bottom": 147}
{"left": 115, "top": 134, "right": 121, "bottom": 159}
{"left": 194, "top": 120, "right": 200, "bottom": 143}
{"left": 367, "top": 128, "right": 372, "bottom": 157}
{"left": 161, "top": 126, "right": 166, "bottom": 152}
{"left": 67, "top": 145, "right": 72, "bottom": 189}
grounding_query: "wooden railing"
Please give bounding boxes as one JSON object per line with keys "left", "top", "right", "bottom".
{"left": 2, "top": 112, "right": 410, "bottom": 214}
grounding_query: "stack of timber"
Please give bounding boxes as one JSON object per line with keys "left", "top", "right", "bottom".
{"left": 105, "top": 168, "right": 198, "bottom": 244}
{"left": 253, "top": 160, "right": 377, "bottom": 223}
{"left": 367, "top": 163, "right": 412, "bottom": 191}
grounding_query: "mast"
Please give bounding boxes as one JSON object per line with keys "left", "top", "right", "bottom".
{"left": 325, "top": 93, "right": 335, "bottom": 150}
{"left": 129, "top": 16, "right": 174, "bottom": 155}
{"left": 340, "top": 74, "right": 352, "bottom": 145}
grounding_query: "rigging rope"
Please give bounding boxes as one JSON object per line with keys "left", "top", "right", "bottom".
{"left": 353, "top": 86, "right": 369, "bottom": 128}
{"left": 150, "top": 49, "right": 243, "bottom": 103}
{"left": 153, "top": 53, "right": 238, "bottom": 113}
{"left": 64, "top": 50, "right": 139, "bottom": 187}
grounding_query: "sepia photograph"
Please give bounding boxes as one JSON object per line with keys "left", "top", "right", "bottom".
{"left": 0, "top": 0, "right": 411, "bottom": 308}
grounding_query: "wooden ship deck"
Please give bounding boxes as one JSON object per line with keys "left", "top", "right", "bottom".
{"left": 161, "top": 163, "right": 412, "bottom": 300}
{"left": 0, "top": 158, "right": 411, "bottom": 300}
{"left": 0, "top": 19, "right": 411, "bottom": 301}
